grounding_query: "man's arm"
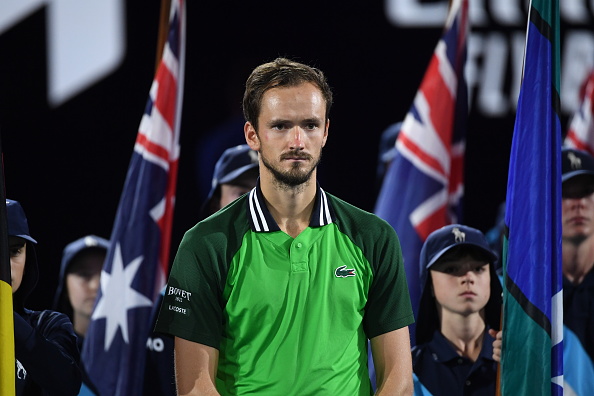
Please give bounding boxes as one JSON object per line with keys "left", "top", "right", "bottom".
{"left": 175, "top": 337, "right": 220, "bottom": 396}
{"left": 370, "top": 327, "right": 413, "bottom": 396}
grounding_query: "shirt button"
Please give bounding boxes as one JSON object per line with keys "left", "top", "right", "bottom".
{"left": 465, "top": 380, "right": 471, "bottom": 386}
{"left": 297, "top": 242, "right": 303, "bottom": 248}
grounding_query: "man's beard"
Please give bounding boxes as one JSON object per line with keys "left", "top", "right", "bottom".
{"left": 261, "top": 149, "right": 322, "bottom": 189}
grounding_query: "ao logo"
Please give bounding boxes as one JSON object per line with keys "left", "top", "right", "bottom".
{"left": 146, "top": 336, "right": 165, "bottom": 352}
{"left": 0, "top": 0, "right": 125, "bottom": 107}
{"left": 385, "top": 0, "right": 594, "bottom": 27}
{"left": 385, "top": 0, "right": 594, "bottom": 117}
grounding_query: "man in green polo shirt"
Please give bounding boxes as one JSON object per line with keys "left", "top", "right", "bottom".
{"left": 155, "top": 57, "right": 414, "bottom": 395}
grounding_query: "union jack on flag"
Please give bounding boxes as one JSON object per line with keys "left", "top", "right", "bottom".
{"left": 564, "top": 70, "right": 594, "bottom": 155}
{"left": 375, "top": 0, "right": 468, "bottom": 345}
{"left": 82, "top": 1, "right": 186, "bottom": 395}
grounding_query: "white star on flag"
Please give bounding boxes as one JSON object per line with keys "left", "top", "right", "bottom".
{"left": 91, "top": 242, "right": 153, "bottom": 350}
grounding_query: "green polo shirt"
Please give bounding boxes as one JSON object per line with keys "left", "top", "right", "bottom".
{"left": 155, "top": 183, "right": 413, "bottom": 395}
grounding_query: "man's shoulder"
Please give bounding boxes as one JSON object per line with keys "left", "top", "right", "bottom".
{"left": 326, "top": 192, "right": 395, "bottom": 235}
{"left": 327, "top": 193, "right": 382, "bottom": 221}
{"left": 181, "top": 197, "right": 251, "bottom": 249}
{"left": 189, "top": 197, "right": 249, "bottom": 233}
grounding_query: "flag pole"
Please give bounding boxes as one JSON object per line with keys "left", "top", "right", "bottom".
{"left": 0, "top": 130, "right": 16, "bottom": 396}
{"left": 495, "top": 310, "right": 503, "bottom": 396}
{"left": 155, "top": 0, "right": 173, "bottom": 72}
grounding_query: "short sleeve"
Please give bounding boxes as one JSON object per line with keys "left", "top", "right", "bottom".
{"left": 155, "top": 231, "right": 227, "bottom": 349}
{"left": 363, "top": 222, "right": 414, "bottom": 338}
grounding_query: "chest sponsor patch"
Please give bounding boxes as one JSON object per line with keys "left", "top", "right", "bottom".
{"left": 335, "top": 265, "right": 356, "bottom": 278}
{"left": 168, "top": 286, "right": 192, "bottom": 302}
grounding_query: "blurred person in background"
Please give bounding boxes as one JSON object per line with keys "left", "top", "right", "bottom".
{"left": 53, "top": 235, "right": 109, "bottom": 396}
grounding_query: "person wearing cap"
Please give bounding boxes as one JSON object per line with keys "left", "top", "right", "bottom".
{"left": 201, "top": 144, "right": 259, "bottom": 218}
{"left": 143, "top": 144, "right": 259, "bottom": 396}
{"left": 560, "top": 148, "right": 594, "bottom": 363}
{"left": 6, "top": 199, "right": 82, "bottom": 396}
{"left": 53, "top": 235, "right": 109, "bottom": 396}
{"left": 154, "top": 58, "right": 414, "bottom": 395}
{"left": 412, "top": 224, "right": 501, "bottom": 396}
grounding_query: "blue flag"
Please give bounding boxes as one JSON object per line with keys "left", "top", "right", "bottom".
{"left": 500, "top": 0, "right": 563, "bottom": 394}
{"left": 374, "top": 0, "right": 468, "bottom": 346}
{"left": 82, "top": 1, "right": 186, "bottom": 395}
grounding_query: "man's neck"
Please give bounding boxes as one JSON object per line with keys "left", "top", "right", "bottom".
{"left": 563, "top": 235, "right": 594, "bottom": 285}
{"left": 259, "top": 172, "right": 317, "bottom": 238}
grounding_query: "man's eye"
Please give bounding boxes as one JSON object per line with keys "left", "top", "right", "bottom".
{"left": 443, "top": 266, "right": 455, "bottom": 274}
{"left": 10, "top": 247, "right": 22, "bottom": 257}
{"left": 272, "top": 124, "right": 285, "bottom": 130}
{"left": 305, "top": 123, "right": 317, "bottom": 130}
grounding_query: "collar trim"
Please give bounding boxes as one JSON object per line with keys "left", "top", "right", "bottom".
{"left": 247, "top": 182, "right": 334, "bottom": 232}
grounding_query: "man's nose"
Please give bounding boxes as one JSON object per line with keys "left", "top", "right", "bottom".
{"left": 289, "top": 126, "right": 304, "bottom": 150}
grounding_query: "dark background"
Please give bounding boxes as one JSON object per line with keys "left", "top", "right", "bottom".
{"left": 0, "top": 0, "right": 588, "bottom": 309}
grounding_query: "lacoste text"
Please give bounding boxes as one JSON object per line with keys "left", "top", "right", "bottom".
{"left": 169, "top": 305, "right": 187, "bottom": 314}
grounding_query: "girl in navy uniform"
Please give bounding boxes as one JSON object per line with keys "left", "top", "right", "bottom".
{"left": 412, "top": 224, "right": 502, "bottom": 396}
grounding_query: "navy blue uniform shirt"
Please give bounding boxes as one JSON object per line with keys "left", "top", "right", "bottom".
{"left": 412, "top": 330, "right": 497, "bottom": 396}
{"left": 564, "top": 269, "right": 594, "bottom": 363}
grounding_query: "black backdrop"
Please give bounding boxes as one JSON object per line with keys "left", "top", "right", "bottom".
{"left": 0, "top": 1, "right": 586, "bottom": 309}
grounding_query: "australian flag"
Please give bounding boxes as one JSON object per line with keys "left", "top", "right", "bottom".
{"left": 82, "top": 1, "right": 185, "bottom": 395}
{"left": 375, "top": 0, "right": 468, "bottom": 345}
{"left": 564, "top": 70, "right": 594, "bottom": 155}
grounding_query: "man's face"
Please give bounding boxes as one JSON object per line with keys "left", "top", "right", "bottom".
{"left": 245, "top": 82, "right": 328, "bottom": 188}
{"left": 66, "top": 251, "right": 105, "bottom": 322}
{"left": 429, "top": 256, "right": 491, "bottom": 318}
{"left": 9, "top": 236, "right": 26, "bottom": 293}
{"left": 562, "top": 175, "right": 594, "bottom": 240}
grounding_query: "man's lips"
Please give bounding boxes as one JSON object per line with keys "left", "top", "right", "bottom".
{"left": 282, "top": 154, "right": 311, "bottom": 161}
{"left": 459, "top": 291, "right": 477, "bottom": 297}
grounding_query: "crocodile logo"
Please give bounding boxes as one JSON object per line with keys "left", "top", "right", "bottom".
{"left": 335, "top": 265, "right": 356, "bottom": 278}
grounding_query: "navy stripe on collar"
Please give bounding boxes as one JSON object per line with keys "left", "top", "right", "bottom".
{"left": 247, "top": 182, "right": 335, "bottom": 232}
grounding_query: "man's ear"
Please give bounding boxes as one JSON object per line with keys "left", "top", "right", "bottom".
{"left": 244, "top": 122, "right": 260, "bottom": 151}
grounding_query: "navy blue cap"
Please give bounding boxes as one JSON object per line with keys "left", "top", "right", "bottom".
{"left": 420, "top": 224, "right": 497, "bottom": 273}
{"left": 61, "top": 235, "right": 109, "bottom": 273}
{"left": 6, "top": 199, "right": 37, "bottom": 244}
{"left": 562, "top": 148, "right": 594, "bottom": 183}
{"left": 206, "top": 144, "right": 259, "bottom": 202}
